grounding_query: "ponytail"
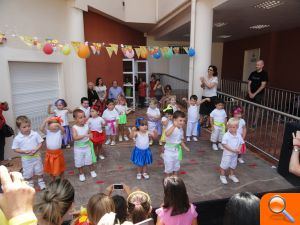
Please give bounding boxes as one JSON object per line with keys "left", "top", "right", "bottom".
{"left": 127, "top": 191, "right": 152, "bottom": 224}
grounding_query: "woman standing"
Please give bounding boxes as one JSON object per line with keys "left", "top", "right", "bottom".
{"left": 87, "top": 82, "right": 99, "bottom": 107}
{"left": 200, "top": 65, "right": 219, "bottom": 128}
{"left": 154, "top": 79, "right": 165, "bottom": 102}
{"left": 149, "top": 74, "right": 156, "bottom": 98}
{"left": 95, "top": 77, "right": 107, "bottom": 116}
{"left": 0, "top": 102, "right": 9, "bottom": 161}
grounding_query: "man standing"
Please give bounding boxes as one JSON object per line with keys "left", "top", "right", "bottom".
{"left": 0, "top": 102, "right": 9, "bottom": 161}
{"left": 108, "top": 80, "right": 124, "bottom": 101}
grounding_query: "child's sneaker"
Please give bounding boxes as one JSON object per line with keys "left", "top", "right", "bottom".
{"left": 187, "top": 137, "right": 191, "bottom": 142}
{"left": 159, "top": 141, "right": 163, "bottom": 146}
{"left": 143, "top": 173, "right": 150, "bottom": 179}
{"left": 66, "top": 144, "right": 71, "bottom": 149}
{"left": 149, "top": 140, "right": 153, "bottom": 146}
{"left": 99, "top": 155, "right": 105, "bottom": 160}
{"left": 193, "top": 137, "right": 198, "bottom": 141}
{"left": 238, "top": 158, "right": 245, "bottom": 164}
{"left": 218, "top": 143, "right": 224, "bottom": 150}
{"left": 79, "top": 174, "right": 86, "bottom": 182}
{"left": 124, "top": 136, "right": 129, "bottom": 141}
{"left": 90, "top": 171, "right": 97, "bottom": 178}
{"left": 160, "top": 153, "right": 164, "bottom": 159}
{"left": 105, "top": 139, "right": 111, "bottom": 145}
{"left": 212, "top": 143, "right": 218, "bottom": 151}
{"left": 220, "top": 175, "right": 228, "bottom": 184}
{"left": 136, "top": 173, "right": 142, "bottom": 180}
{"left": 38, "top": 179, "right": 46, "bottom": 190}
{"left": 110, "top": 141, "right": 116, "bottom": 146}
{"left": 229, "top": 175, "right": 239, "bottom": 183}
{"left": 119, "top": 136, "right": 123, "bottom": 142}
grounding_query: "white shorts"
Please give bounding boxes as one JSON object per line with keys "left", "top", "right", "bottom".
{"left": 186, "top": 121, "right": 198, "bottom": 137}
{"left": 220, "top": 154, "right": 238, "bottom": 170}
{"left": 211, "top": 125, "right": 224, "bottom": 143}
{"left": 74, "top": 146, "right": 93, "bottom": 168}
{"left": 105, "top": 122, "right": 117, "bottom": 136}
{"left": 22, "top": 157, "right": 43, "bottom": 179}
{"left": 163, "top": 147, "right": 180, "bottom": 173}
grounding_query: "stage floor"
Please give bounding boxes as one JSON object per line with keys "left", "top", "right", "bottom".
{"left": 45, "top": 130, "right": 293, "bottom": 209}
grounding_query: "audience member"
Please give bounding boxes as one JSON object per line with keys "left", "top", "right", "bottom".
{"left": 289, "top": 131, "right": 300, "bottom": 176}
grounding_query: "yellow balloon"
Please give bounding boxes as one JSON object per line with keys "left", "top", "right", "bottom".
{"left": 62, "top": 45, "right": 71, "bottom": 55}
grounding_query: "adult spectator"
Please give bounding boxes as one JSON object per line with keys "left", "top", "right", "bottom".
{"left": 149, "top": 74, "right": 156, "bottom": 98}
{"left": 87, "top": 82, "right": 99, "bottom": 107}
{"left": 164, "top": 85, "right": 172, "bottom": 97}
{"left": 138, "top": 78, "right": 147, "bottom": 108}
{"left": 289, "top": 131, "right": 300, "bottom": 176}
{"left": 154, "top": 79, "right": 165, "bottom": 102}
{"left": 95, "top": 77, "right": 107, "bottom": 115}
{"left": 200, "top": 65, "right": 218, "bottom": 128}
{"left": 223, "top": 192, "right": 260, "bottom": 225}
{"left": 0, "top": 101, "right": 10, "bottom": 161}
{"left": 108, "top": 81, "right": 124, "bottom": 101}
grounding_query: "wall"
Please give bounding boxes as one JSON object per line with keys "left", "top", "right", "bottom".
{"left": 83, "top": 10, "right": 146, "bottom": 86}
{"left": 211, "top": 42, "right": 224, "bottom": 77}
{"left": 222, "top": 27, "right": 300, "bottom": 91}
{"left": 157, "top": 0, "right": 189, "bottom": 20}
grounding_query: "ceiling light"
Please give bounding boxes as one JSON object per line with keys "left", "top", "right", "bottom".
{"left": 254, "top": 1, "right": 284, "bottom": 9}
{"left": 249, "top": 24, "right": 271, "bottom": 30}
{"left": 218, "top": 35, "right": 232, "bottom": 39}
{"left": 214, "top": 22, "right": 227, "bottom": 28}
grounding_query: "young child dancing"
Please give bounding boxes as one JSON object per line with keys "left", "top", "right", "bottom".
{"left": 88, "top": 106, "right": 106, "bottom": 160}
{"left": 159, "top": 105, "right": 174, "bottom": 146}
{"left": 130, "top": 117, "right": 157, "bottom": 180}
{"left": 48, "top": 99, "right": 72, "bottom": 148}
{"left": 102, "top": 99, "right": 119, "bottom": 146}
{"left": 164, "top": 111, "right": 190, "bottom": 176}
{"left": 147, "top": 98, "right": 161, "bottom": 145}
{"left": 79, "top": 97, "right": 91, "bottom": 119}
{"left": 210, "top": 98, "right": 227, "bottom": 151}
{"left": 168, "top": 95, "right": 180, "bottom": 112}
{"left": 182, "top": 95, "right": 210, "bottom": 142}
{"left": 12, "top": 116, "right": 46, "bottom": 189}
{"left": 231, "top": 105, "right": 247, "bottom": 164}
{"left": 40, "top": 117, "right": 66, "bottom": 181}
{"left": 72, "top": 109, "right": 97, "bottom": 182}
{"left": 115, "top": 95, "right": 133, "bottom": 142}
{"left": 220, "top": 118, "right": 244, "bottom": 184}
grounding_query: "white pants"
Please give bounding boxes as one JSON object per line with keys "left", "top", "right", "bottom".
{"left": 22, "top": 156, "right": 43, "bottom": 179}
{"left": 163, "top": 147, "right": 180, "bottom": 173}
{"left": 74, "top": 146, "right": 93, "bottom": 168}
{"left": 211, "top": 125, "right": 224, "bottom": 143}
{"left": 186, "top": 121, "right": 198, "bottom": 137}
{"left": 220, "top": 154, "right": 238, "bottom": 170}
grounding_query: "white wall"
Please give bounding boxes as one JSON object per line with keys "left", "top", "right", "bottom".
{"left": 157, "top": 0, "right": 189, "bottom": 20}
{"left": 211, "top": 42, "right": 224, "bottom": 77}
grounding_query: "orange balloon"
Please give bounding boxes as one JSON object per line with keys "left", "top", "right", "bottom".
{"left": 141, "top": 51, "right": 148, "bottom": 59}
{"left": 78, "top": 43, "right": 90, "bottom": 59}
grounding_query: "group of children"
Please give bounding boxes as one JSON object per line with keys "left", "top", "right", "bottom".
{"left": 11, "top": 92, "right": 247, "bottom": 189}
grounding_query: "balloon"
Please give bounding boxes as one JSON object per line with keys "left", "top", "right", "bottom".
{"left": 61, "top": 44, "right": 71, "bottom": 55}
{"left": 140, "top": 51, "right": 148, "bottom": 59}
{"left": 43, "top": 43, "right": 53, "bottom": 55}
{"left": 164, "top": 48, "right": 173, "bottom": 59}
{"left": 153, "top": 51, "right": 161, "bottom": 59}
{"left": 188, "top": 48, "right": 196, "bottom": 57}
{"left": 78, "top": 43, "right": 90, "bottom": 59}
{"left": 125, "top": 49, "right": 135, "bottom": 58}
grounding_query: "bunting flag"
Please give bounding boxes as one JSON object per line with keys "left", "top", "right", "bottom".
{"left": 160, "top": 47, "right": 169, "bottom": 57}
{"left": 19, "top": 36, "right": 34, "bottom": 46}
{"left": 90, "top": 42, "right": 102, "bottom": 55}
{"left": 110, "top": 43, "right": 119, "bottom": 55}
{"left": 183, "top": 47, "right": 189, "bottom": 54}
{"left": 106, "top": 46, "right": 114, "bottom": 58}
{"left": 134, "top": 47, "right": 141, "bottom": 58}
{"left": 71, "top": 41, "right": 81, "bottom": 52}
{"left": 173, "top": 47, "right": 180, "bottom": 54}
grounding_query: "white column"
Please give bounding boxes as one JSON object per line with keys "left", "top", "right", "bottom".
{"left": 189, "top": 0, "right": 213, "bottom": 98}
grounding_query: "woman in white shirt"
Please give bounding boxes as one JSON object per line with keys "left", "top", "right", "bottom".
{"left": 94, "top": 77, "right": 107, "bottom": 116}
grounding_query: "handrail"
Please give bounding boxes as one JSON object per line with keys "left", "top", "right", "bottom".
{"left": 153, "top": 73, "right": 189, "bottom": 83}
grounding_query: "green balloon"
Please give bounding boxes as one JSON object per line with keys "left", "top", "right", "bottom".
{"left": 164, "top": 48, "right": 173, "bottom": 59}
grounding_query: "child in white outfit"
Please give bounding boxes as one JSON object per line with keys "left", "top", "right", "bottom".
{"left": 147, "top": 99, "right": 161, "bottom": 145}
{"left": 102, "top": 99, "right": 119, "bottom": 146}
{"left": 79, "top": 97, "right": 91, "bottom": 119}
{"left": 12, "top": 116, "right": 46, "bottom": 190}
{"left": 210, "top": 98, "right": 227, "bottom": 151}
{"left": 219, "top": 118, "right": 244, "bottom": 184}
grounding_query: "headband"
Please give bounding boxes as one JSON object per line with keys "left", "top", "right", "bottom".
{"left": 233, "top": 107, "right": 243, "bottom": 115}
{"left": 49, "top": 116, "right": 63, "bottom": 124}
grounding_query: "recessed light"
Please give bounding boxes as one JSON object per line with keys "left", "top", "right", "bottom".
{"left": 254, "top": 1, "right": 284, "bottom": 10}
{"left": 218, "top": 35, "right": 232, "bottom": 39}
{"left": 249, "top": 24, "right": 271, "bottom": 30}
{"left": 214, "top": 22, "right": 227, "bottom": 28}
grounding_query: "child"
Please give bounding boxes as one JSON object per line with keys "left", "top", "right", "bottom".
{"left": 48, "top": 99, "right": 72, "bottom": 148}
{"left": 115, "top": 95, "right": 133, "bottom": 142}
{"left": 210, "top": 98, "right": 227, "bottom": 151}
{"left": 102, "top": 99, "right": 119, "bottom": 146}
{"left": 88, "top": 106, "right": 106, "bottom": 160}
{"left": 130, "top": 118, "right": 157, "bottom": 180}
{"left": 127, "top": 191, "right": 152, "bottom": 224}
{"left": 79, "top": 97, "right": 91, "bottom": 119}
{"left": 182, "top": 95, "right": 210, "bottom": 142}
{"left": 220, "top": 118, "right": 244, "bottom": 184}
{"left": 72, "top": 109, "right": 97, "bottom": 182}
{"left": 147, "top": 98, "right": 161, "bottom": 145}
{"left": 40, "top": 117, "right": 66, "bottom": 181}
{"left": 168, "top": 95, "right": 180, "bottom": 112}
{"left": 12, "top": 116, "right": 46, "bottom": 189}
{"left": 164, "top": 111, "right": 190, "bottom": 176}
{"left": 231, "top": 106, "right": 247, "bottom": 164}
{"left": 159, "top": 105, "right": 173, "bottom": 146}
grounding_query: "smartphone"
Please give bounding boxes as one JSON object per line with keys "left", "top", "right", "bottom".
{"left": 113, "top": 184, "right": 124, "bottom": 190}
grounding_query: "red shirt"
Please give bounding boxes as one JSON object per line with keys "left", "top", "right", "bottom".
{"left": 150, "top": 81, "right": 156, "bottom": 98}
{"left": 138, "top": 82, "right": 147, "bottom": 97}
{"left": 0, "top": 104, "right": 6, "bottom": 129}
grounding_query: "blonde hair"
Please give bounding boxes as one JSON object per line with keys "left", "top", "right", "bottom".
{"left": 16, "top": 115, "right": 31, "bottom": 128}
{"left": 34, "top": 179, "right": 74, "bottom": 225}
{"left": 127, "top": 191, "right": 152, "bottom": 224}
{"left": 87, "top": 193, "right": 115, "bottom": 225}
{"left": 149, "top": 98, "right": 158, "bottom": 106}
{"left": 227, "top": 117, "right": 239, "bottom": 126}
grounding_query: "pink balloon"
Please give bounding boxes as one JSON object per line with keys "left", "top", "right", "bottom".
{"left": 125, "top": 49, "right": 135, "bottom": 58}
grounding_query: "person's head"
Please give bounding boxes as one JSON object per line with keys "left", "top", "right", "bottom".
{"left": 139, "top": 77, "right": 144, "bottom": 82}
{"left": 163, "top": 176, "right": 190, "bottom": 216}
{"left": 173, "top": 111, "right": 186, "bottom": 128}
{"left": 256, "top": 60, "right": 264, "bottom": 72}
{"left": 149, "top": 99, "right": 158, "bottom": 109}
{"left": 87, "top": 193, "right": 115, "bottom": 225}
{"left": 136, "top": 117, "right": 148, "bottom": 132}
{"left": 118, "top": 95, "right": 126, "bottom": 105}
{"left": 127, "top": 191, "right": 152, "bottom": 224}
{"left": 96, "top": 77, "right": 104, "bottom": 86}
{"left": 163, "top": 105, "right": 173, "bottom": 120}
{"left": 189, "top": 95, "right": 198, "bottom": 106}
{"left": 231, "top": 105, "right": 243, "bottom": 119}
{"left": 34, "top": 179, "right": 75, "bottom": 225}
{"left": 215, "top": 98, "right": 225, "bottom": 110}
{"left": 112, "top": 80, "right": 118, "bottom": 88}
{"left": 223, "top": 192, "right": 260, "bottom": 225}
{"left": 16, "top": 116, "right": 31, "bottom": 135}
{"left": 151, "top": 74, "right": 156, "bottom": 81}
{"left": 73, "top": 109, "right": 85, "bottom": 125}
{"left": 165, "top": 85, "right": 172, "bottom": 93}
{"left": 155, "top": 79, "right": 160, "bottom": 84}
{"left": 112, "top": 195, "right": 128, "bottom": 224}
{"left": 227, "top": 118, "right": 239, "bottom": 134}
{"left": 0, "top": 102, "right": 9, "bottom": 111}
{"left": 55, "top": 99, "right": 67, "bottom": 110}
{"left": 47, "top": 117, "right": 63, "bottom": 132}
{"left": 169, "top": 95, "right": 176, "bottom": 105}
{"left": 88, "top": 82, "right": 95, "bottom": 90}
{"left": 208, "top": 65, "right": 218, "bottom": 77}
{"left": 80, "top": 97, "right": 89, "bottom": 109}
{"left": 90, "top": 106, "right": 99, "bottom": 118}
{"left": 106, "top": 99, "right": 115, "bottom": 111}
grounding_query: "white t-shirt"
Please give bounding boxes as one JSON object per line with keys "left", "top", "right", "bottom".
{"left": 210, "top": 109, "right": 227, "bottom": 123}
{"left": 135, "top": 132, "right": 150, "bottom": 150}
{"left": 12, "top": 131, "right": 44, "bottom": 154}
{"left": 102, "top": 108, "right": 119, "bottom": 121}
{"left": 115, "top": 104, "right": 128, "bottom": 115}
{"left": 188, "top": 105, "right": 199, "bottom": 122}
{"left": 79, "top": 106, "right": 90, "bottom": 119}
{"left": 147, "top": 107, "right": 160, "bottom": 121}
{"left": 88, "top": 117, "right": 105, "bottom": 132}
{"left": 46, "top": 129, "right": 63, "bottom": 150}
{"left": 73, "top": 124, "right": 89, "bottom": 143}
{"left": 222, "top": 131, "right": 244, "bottom": 156}
{"left": 165, "top": 123, "right": 183, "bottom": 144}
{"left": 237, "top": 118, "right": 246, "bottom": 137}
{"left": 202, "top": 76, "right": 218, "bottom": 97}
{"left": 95, "top": 85, "right": 107, "bottom": 100}
{"left": 54, "top": 109, "right": 69, "bottom": 126}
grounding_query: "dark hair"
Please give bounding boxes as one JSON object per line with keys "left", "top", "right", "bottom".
{"left": 190, "top": 95, "right": 198, "bottom": 101}
{"left": 156, "top": 79, "right": 160, "bottom": 82}
{"left": 55, "top": 99, "right": 67, "bottom": 107}
{"left": 106, "top": 99, "right": 115, "bottom": 106}
{"left": 163, "top": 176, "right": 190, "bottom": 216}
{"left": 95, "top": 77, "right": 103, "bottom": 86}
{"left": 214, "top": 98, "right": 225, "bottom": 105}
{"left": 34, "top": 179, "right": 74, "bottom": 225}
{"left": 112, "top": 195, "right": 128, "bottom": 224}
{"left": 223, "top": 192, "right": 260, "bottom": 225}
{"left": 173, "top": 111, "right": 185, "bottom": 119}
{"left": 136, "top": 118, "right": 148, "bottom": 130}
{"left": 231, "top": 105, "right": 244, "bottom": 117}
{"left": 165, "top": 85, "right": 172, "bottom": 91}
{"left": 208, "top": 65, "right": 218, "bottom": 77}
{"left": 80, "top": 97, "right": 89, "bottom": 104}
{"left": 73, "top": 109, "right": 84, "bottom": 119}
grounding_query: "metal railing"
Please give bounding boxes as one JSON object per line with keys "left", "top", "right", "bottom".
{"left": 217, "top": 91, "right": 300, "bottom": 162}
{"left": 219, "top": 79, "right": 300, "bottom": 117}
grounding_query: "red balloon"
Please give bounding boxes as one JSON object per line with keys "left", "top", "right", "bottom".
{"left": 43, "top": 43, "right": 53, "bottom": 55}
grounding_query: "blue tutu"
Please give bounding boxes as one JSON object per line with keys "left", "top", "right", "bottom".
{"left": 131, "top": 146, "right": 153, "bottom": 167}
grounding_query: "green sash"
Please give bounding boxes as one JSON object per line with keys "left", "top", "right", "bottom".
{"left": 75, "top": 140, "right": 97, "bottom": 163}
{"left": 22, "top": 153, "right": 40, "bottom": 160}
{"left": 165, "top": 143, "right": 183, "bottom": 160}
{"left": 214, "top": 121, "right": 226, "bottom": 133}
